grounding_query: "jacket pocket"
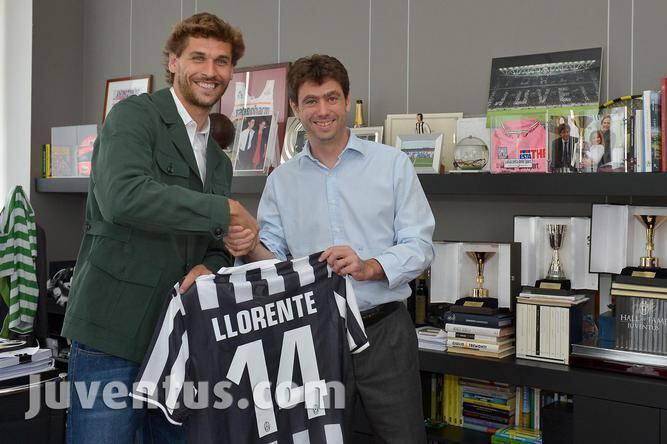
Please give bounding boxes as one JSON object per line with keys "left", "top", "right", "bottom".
{"left": 155, "top": 150, "right": 190, "bottom": 185}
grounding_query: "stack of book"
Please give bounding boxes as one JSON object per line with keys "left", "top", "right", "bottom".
{"left": 443, "top": 311, "right": 515, "bottom": 358}
{"left": 0, "top": 346, "right": 54, "bottom": 381}
{"left": 460, "top": 378, "right": 516, "bottom": 434}
{"left": 416, "top": 326, "right": 447, "bottom": 352}
{"left": 492, "top": 425, "right": 543, "bottom": 443}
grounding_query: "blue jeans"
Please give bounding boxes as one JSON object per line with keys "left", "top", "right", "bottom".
{"left": 66, "top": 341, "right": 185, "bottom": 444}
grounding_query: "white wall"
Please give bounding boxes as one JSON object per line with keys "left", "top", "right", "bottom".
{"left": 0, "top": 0, "right": 32, "bottom": 201}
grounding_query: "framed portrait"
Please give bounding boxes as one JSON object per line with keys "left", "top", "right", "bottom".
{"left": 351, "top": 126, "right": 383, "bottom": 143}
{"left": 281, "top": 117, "right": 308, "bottom": 163}
{"left": 395, "top": 133, "right": 443, "bottom": 174}
{"left": 103, "top": 75, "right": 153, "bottom": 121}
{"left": 220, "top": 63, "right": 290, "bottom": 169}
{"left": 385, "top": 112, "right": 462, "bottom": 172}
{"left": 231, "top": 114, "right": 277, "bottom": 176}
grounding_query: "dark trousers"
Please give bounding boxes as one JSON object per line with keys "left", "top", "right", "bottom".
{"left": 345, "top": 303, "right": 426, "bottom": 443}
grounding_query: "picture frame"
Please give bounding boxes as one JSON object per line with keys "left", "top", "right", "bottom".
{"left": 351, "top": 126, "right": 383, "bottom": 143}
{"left": 385, "top": 112, "right": 462, "bottom": 172}
{"left": 231, "top": 114, "right": 277, "bottom": 176}
{"left": 395, "top": 133, "right": 443, "bottom": 174}
{"left": 103, "top": 75, "right": 153, "bottom": 121}
{"left": 219, "top": 63, "right": 290, "bottom": 169}
{"left": 281, "top": 117, "right": 307, "bottom": 163}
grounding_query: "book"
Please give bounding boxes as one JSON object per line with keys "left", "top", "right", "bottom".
{"left": 516, "top": 296, "right": 588, "bottom": 308}
{"left": 448, "top": 346, "right": 515, "bottom": 359}
{"left": 518, "top": 291, "right": 587, "bottom": 302}
{"left": 449, "top": 338, "right": 515, "bottom": 352}
{"left": 610, "top": 289, "right": 667, "bottom": 299}
{"left": 463, "top": 391, "right": 514, "bottom": 406}
{"left": 50, "top": 145, "right": 76, "bottom": 177}
{"left": 444, "top": 311, "right": 514, "bottom": 328}
{"left": 445, "top": 324, "right": 515, "bottom": 337}
{"left": 661, "top": 77, "right": 666, "bottom": 172}
{"left": 447, "top": 331, "right": 514, "bottom": 343}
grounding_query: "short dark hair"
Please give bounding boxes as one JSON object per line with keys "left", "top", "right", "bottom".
{"left": 209, "top": 113, "right": 236, "bottom": 149}
{"left": 287, "top": 54, "right": 350, "bottom": 104}
{"left": 417, "top": 113, "right": 424, "bottom": 119}
{"left": 163, "top": 12, "right": 245, "bottom": 85}
{"left": 558, "top": 123, "right": 569, "bottom": 135}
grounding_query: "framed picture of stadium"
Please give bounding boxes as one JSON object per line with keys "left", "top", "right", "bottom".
{"left": 385, "top": 112, "right": 461, "bottom": 172}
{"left": 351, "top": 126, "right": 383, "bottom": 143}
{"left": 395, "top": 133, "right": 443, "bottom": 174}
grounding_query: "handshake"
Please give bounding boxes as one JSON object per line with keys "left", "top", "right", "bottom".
{"left": 225, "top": 199, "right": 260, "bottom": 257}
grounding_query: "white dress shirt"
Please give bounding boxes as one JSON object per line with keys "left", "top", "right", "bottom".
{"left": 170, "top": 87, "right": 210, "bottom": 184}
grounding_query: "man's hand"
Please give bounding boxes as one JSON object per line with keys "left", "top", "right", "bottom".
{"left": 180, "top": 264, "right": 212, "bottom": 294}
{"left": 319, "top": 246, "right": 386, "bottom": 281}
{"left": 228, "top": 199, "right": 259, "bottom": 238}
{"left": 224, "top": 225, "right": 259, "bottom": 257}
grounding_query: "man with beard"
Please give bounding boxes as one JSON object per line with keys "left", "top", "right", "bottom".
{"left": 62, "top": 13, "right": 259, "bottom": 443}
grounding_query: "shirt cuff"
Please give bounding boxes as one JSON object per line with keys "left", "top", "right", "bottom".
{"left": 374, "top": 254, "right": 401, "bottom": 289}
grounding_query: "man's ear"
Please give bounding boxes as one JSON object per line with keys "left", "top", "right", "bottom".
{"left": 168, "top": 53, "right": 177, "bottom": 74}
{"left": 289, "top": 100, "right": 299, "bottom": 115}
{"left": 345, "top": 94, "right": 351, "bottom": 113}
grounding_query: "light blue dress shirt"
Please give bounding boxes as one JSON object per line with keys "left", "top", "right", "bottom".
{"left": 258, "top": 132, "right": 435, "bottom": 311}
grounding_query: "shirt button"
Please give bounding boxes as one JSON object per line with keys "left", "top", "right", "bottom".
{"left": 214, "top": 227, "right": 223, "bottom": 237}
{"left": 167, "top": 164, "right": 174, "bottom": 174}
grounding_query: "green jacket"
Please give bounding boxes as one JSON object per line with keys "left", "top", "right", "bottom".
{"left": 62, "top": 88, "right": 233, "bottom": 363}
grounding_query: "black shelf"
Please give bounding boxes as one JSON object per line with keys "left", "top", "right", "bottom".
{"left": 419, "top": 350, "right": 667, "bottom": 409}
{"left": 34, "top": 176, "right": 267, "bottom": 195}
{"left": 426, "top": 424, "right": 489, "bottom": 444}
{"left": 35, "top": 177, "right": 88, "bottom": 193}
{"left": 36, "top": 173, "right": 667, "bottom": 198}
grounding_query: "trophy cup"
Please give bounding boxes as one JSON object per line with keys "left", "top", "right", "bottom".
{"left": 453, "top": 251, "right": 499, "bottom": 313}
{"left": 536, "top": 224, "right": 571, "bottom": 290}
{"left": 621, "top": 215, "right": 667, "bottom": 277}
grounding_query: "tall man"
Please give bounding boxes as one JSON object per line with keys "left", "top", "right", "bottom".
{"left": 62, "top": 13, "right": 258, "bottom": 443}
{"left": 229, "top": 54, "right": 435, "bottom": 443}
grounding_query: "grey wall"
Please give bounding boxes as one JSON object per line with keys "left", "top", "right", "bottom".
{"left": 31, "top": 0, "right": 667, "bottom": 263}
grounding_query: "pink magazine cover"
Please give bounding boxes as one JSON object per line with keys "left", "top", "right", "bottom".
{"left": 491, "top": 118, "right": 547, "bottom": 173}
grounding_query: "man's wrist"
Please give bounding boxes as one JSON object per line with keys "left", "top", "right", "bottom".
{"left": 364, "top": 259, "right": 386, "bottom": 281}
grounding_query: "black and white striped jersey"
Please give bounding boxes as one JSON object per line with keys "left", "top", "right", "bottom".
{"left": 131, "top": 252, "right": 369, "bottom": 444}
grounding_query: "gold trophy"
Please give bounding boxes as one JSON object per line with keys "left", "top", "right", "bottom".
{"left": 537, "top": 224, "right": 570, "bottom": 290}
{"left": 468, "top": 251, "right": 495, "bottom": 297}
{"left": 636, "top": 215, "right": 667, "bottom": 268}
{"left": 453, "top": 251, "right": 498, "bottom": 313}
{"left": 353, "top": 100, "right": 365, "bottom": 128}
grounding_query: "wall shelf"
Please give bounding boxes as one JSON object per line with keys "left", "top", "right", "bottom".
{"left": 34, "top": 175, "right": 267, "bottom": 195}
{"left": 419, "top": 349, "right": 667, "bottom": 410}
{"left": 35, "top": 172, "right": 667, "bottom": 198}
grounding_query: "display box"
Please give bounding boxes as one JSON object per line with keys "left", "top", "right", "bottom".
{"left": 50, "top": 124, "right": 98, "bottom": 177}
{"left": 514, "top": 216, "right": 597, "bottom": 290}
{"left": 590, "top": 204, "right": 667, "bottom": 274}
{"left": 430, "top": 241, "right": 520, "bottom": 308}
{"left": 516, "top": 301, "right": 586, "bottom": 365}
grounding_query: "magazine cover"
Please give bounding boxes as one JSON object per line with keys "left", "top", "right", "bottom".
{"left": 489, "top": 113, "right": 547, "bottom": 173}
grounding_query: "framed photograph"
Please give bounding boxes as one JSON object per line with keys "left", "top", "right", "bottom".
{"left": 351, "top": 126, "right": 383, "bottom": 143}
{"left": 220, "top": 63, "right": 290, "bottom": 169}
{"left": 385, "top": 113, "right": 461, "bottom": 172}
{"left": 281, "top": 117, "right": 308, "bottom": 163}
{"left": 103, "top": 75, "right": 153, "bottom": 121}
{"left": 231, "top": 115, "right": 277, "bottom": 176}
{"left": 487, "top": 47, "right": 602, "bottom": 112}
{"left": 395, "top": 133, "right": 443, "bottom": 174}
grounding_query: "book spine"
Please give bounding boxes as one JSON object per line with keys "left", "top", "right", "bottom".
{"left": 445, "top": 324, "right": 502, "bottom": 336}
{"left": 661, "top": 77, "right": 667, "bottom": 172}
{"left": 450, "top": 339, "right": 502, "bottom": 352}
{"left": 650, "top": 91, "right": 662, "bottom": 171}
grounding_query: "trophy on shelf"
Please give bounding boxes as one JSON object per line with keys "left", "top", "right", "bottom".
{"left": 536, "top": 224, "right": 571, "bottom": 290}
{"left": 453, "top": 251, "right": 499, "bottom": 313}
{"left": 622, "top": 215, "right": 667, "bottom": 277}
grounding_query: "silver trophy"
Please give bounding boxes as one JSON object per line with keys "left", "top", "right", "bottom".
{"left": 545, "top": 224, "right": 567, "bottom": 281}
